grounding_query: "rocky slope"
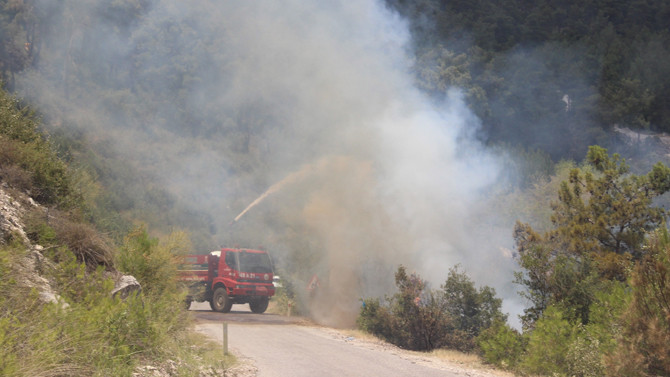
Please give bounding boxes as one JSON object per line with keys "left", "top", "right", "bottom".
{"left": 0, "top": 184, "right": 140, "bottom": 305}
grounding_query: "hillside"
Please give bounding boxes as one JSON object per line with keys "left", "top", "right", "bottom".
{"left": 1, "top": 1, "right": 670, "bottom": 376}
{"left": 0, "top": 88, "right": 237, "bottom": 376}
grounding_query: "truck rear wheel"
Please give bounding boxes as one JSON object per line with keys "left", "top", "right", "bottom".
{"left": 212, "top": 287, "right": 233, "bottom": 313}
{"left": 249, "top": 297, "right": 269, "bottom": 314}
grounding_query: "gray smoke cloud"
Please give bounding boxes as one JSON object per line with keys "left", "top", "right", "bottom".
{"left": 16, "top": 0, "right": 523, "bottom": 327}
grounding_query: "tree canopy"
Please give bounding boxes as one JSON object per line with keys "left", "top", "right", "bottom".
{"left": 514, "top": 146, "right": 670, "bottom": 328}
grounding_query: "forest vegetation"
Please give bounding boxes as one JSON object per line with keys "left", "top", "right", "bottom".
{"left": 1, "top": 0, "right": 670, "bottom": 376}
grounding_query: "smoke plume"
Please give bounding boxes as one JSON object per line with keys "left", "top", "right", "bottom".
{"left": 16, "top": 0, "right": 522, "bottom": 327}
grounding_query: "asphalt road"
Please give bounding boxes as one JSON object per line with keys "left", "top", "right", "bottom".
{"left": 191, "top": 302, "right": 497, "bottom": 377}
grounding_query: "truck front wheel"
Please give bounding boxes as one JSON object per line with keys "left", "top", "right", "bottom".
{"left": 212, "top": 287, "right": 233, "bottom": 313}
{"left": 249, "top": 297, "right": 269, "bottom": 314}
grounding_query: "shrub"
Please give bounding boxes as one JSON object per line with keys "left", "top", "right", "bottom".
{"left": 476, "top": 319, "right": 524, "bottom": 370}
{"left": 357, "top": 297, "right": 401, "bottom": 345}
{"left": 0, "top": 233, "right": 197, "bottom": 377}
{"left": 442, "top": 265, "right": 506, "bottom": 340}
{"left": 358, "top": 265, "right": 506, "bottom": 352}
{"left": 520, "top": 305, "right": 576, "bottom": 376}
{"left": 116, "top": 225, "right": 190, "bottom": 297}
{"left": 357, "top": 266, "right": 450, "bottom": 350}
{"left": 566, "top": 332, "right": 605, "bottom": 377}
{"left": 23, "top": 208, "right": 115, "bottom": 269}
{"left": 0, "top": 159, "right": 32, "bottom": 193}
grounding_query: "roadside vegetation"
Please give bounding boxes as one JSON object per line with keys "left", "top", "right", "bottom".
{"left": 359, "top": 146, "right": 670, "bottom": 376}
{"left": 0, "top": 88, "right": 233, "bottom": 376}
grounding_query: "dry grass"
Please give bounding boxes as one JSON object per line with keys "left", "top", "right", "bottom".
{"left": 426, "top": 349, "right": 518, "bottom": 376}
{"left": 51, "top": 216, "right": 115, "bottom": 268}
{"left": 23, "top": 207, "right": 115, "bottom": 269}
{"left": 340, "top": 329, "right": 517, "bottom": 377}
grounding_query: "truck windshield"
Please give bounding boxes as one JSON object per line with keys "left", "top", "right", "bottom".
{"left": 238, "top": 252, "right": 273, "bottom": 274}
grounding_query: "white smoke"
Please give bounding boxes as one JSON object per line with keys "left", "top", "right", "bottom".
{"left": 16, "top": 0, "right": 523, "bottom": 327}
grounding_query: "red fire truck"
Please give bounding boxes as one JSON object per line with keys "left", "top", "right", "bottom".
{"left": 179, "top": 248, "right": 276, "bottom": 313}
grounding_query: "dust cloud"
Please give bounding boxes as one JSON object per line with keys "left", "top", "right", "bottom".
{"left": 15, "top": 1, "right": 522, "bottom": 327}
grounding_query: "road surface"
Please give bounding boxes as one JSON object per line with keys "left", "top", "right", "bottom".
{"left": 191, "top": 302, "right": 506, "bottom": 377}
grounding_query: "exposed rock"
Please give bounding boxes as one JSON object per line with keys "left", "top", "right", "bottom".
{"left": 15, "top": 245, "right": 69, "bottom": 307}
{"left": 112, "top": 274, "right": 143, "bottom": 299}
{"left": 0, "top": 185, "right": 30, "bottom": 244}
{"left": 1, "top": 185, "right": 143, "bottom": 306}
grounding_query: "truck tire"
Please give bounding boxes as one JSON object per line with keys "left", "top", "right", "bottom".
{"left": 249, "top": 297, "right": 269, "bottom": 314}
{"left": 212, "top": 287, "right": 233, "bottom": 313}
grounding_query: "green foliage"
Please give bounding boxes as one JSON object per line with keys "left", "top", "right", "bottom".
{"left": 117, "top": 225, "right": 191, "bottom": 297}
{"left": 358, "top": 266, "right": 452, "bottom": 351}
{"left": 358, "top": 265, "right": 505, "bottom": 352}
{"left": 508, "top": 284, "right": 628, "bottom": 376}
{"left": 510, "top": 147, "right": 670, "bottom": 376}
{"left": 0, "top": 74, "right": 227, "bottom": 375}
{"left": 442, "top": 265, "right": 506, "bottom": 341}
{"left": 514, "top": 241, "right": 601, "bottom": 329}
{"left": 552, "top": 146, "right": 670, "bottom": 262}
{"left": 357, "top": 297, "right": 403, "bottom": 346}
{"left": 476, "top": 319, "right": 524, "bottom": 370}
{"left": 0, "top": 89, "right": 76, "bottom": 207}
{"left": 513, "top": 229, "right": 553, "bottom": 328}
{"left": 515, "top": 147, "right": 670, "bottom": 328}
{"left": 565, "top": 331, "right": 606, "bottom": 377}
{"left": 584, "top": 281, "right": 628, "bottom": 354}
{"left": 0, "top": 227, "right": 225, "bottom": 377}
{"left": 520, "top": 305, "right": 576, "bottom": 376}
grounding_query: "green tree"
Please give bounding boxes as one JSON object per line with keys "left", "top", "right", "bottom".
{"left": 520, "top": 305, "right": 576, "bottom": 376}
{"left": 552, "top": 146, "right": 670, "bottom": 276}
{"left": 514, "top": 146, "right": 670, "bottom": 328}
{"left": 442, "top": 265, "right": 506, "bottom": 339}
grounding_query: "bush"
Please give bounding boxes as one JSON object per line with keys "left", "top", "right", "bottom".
{"left": 357, "top": 266, "right": 451, "bottom": 350}
{"left": 116, "top": 225, "right": 190, "bottom": 297}
{"left": 520, "top": 305, "right": 576, "bottom": 376}
{"left": 358, "top": 265, "right": 506, "bottom": 352}
{"left": 476, "top": 319, "right": 524, "bottom": 370}
{"left": 442, "top": 265, "right": 506, "bottom": 340}
{"left": 357, "top": 297, "right": 401, "bottom": 345}
{"left": 23, "top": 208, "right": 115, "bottom": 269}
{"left": 566, "top": 332, "right": 605, "bottom": 377}
{"left": 0, "top": 231, "right": 202, "bottom": 376}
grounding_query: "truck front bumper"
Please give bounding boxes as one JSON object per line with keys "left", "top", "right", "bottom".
{"left": 232, "top": 284, "right": 275, "bottom": 297}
